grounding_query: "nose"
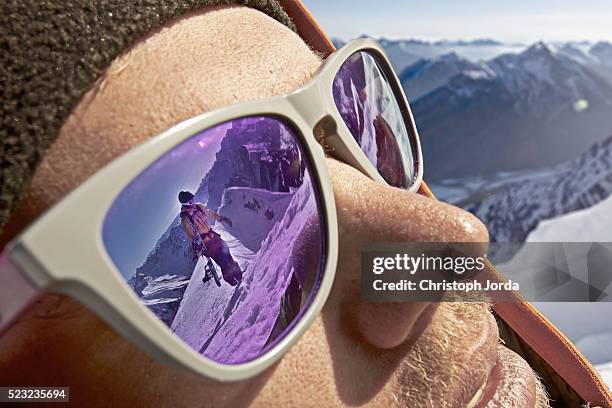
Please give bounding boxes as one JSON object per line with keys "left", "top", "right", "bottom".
{"left": 324, "top": 157, "right": 489, "bottom": 349}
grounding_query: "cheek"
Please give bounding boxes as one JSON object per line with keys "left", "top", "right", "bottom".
{"left": 0, "top": 294, "right": 161, "bottom": 404}
{"left": 0, "top": 293, "right": 281, "bottom": 407}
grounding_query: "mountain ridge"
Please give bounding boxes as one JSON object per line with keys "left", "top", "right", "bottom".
{"left": 409, "top": 42, "right": 612, "bottom": 181}
{"left": 466, "top": 134, "right": 612, "bottom": 242}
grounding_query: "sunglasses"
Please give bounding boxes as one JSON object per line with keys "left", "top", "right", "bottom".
{"left": 0, "top": 38, "right": 422, "bottom": 381}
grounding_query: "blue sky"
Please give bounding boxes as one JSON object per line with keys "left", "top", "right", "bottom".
{"left": 302, "top": 0, "right": 612, "bottom": 42}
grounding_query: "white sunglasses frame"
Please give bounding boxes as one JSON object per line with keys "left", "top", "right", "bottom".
{"left": 0, "top": 38, "right": 423, "bottom": 382}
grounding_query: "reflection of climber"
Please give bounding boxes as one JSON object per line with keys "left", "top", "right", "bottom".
{"left": 178, "top": 191, "right": 243, "bottom": 286}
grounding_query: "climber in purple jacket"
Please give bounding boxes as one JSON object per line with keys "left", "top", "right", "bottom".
{"left": 178, "top": 190, "right": 242, "bottom": 286}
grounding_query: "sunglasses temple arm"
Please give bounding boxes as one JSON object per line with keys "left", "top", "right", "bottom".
{"left": 0, "top": 249, "right": 42, "bottom": 336}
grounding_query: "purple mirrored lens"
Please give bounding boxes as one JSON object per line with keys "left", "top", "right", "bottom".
{"left": 333, "top": 51, "right": 416, "bottom": 188}
{"left": 103, "top": 117, "right": 325, "bottom": 365}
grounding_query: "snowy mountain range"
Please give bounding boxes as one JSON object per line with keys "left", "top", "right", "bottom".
{"left": 410, "top": 42, "right": 612, "bottom": 181}
{"left": 335, "top": 39, "right": 612, "bottom": 183}
{"left": 332, "top": 37, "right": 523, "bottom": 72}
{"left": 365, "top": 38, "right": 612, "bottom": 244}
{"left": 464, "top": 134, "right": 612, "bottom": 243}
{"left": 334, "top": 37, "right": 612, "bottom": 246}
{"left": 399, "top": 52, "right": 480, "bottom": 100}
{"left": 590, "top": 41, "right": 612, "bottom": 67}
{"left": 197, "top": 119, "right": 305, "bottom": 209}
{"left": 334, "top": 37, "right": 612, "bottom": 75}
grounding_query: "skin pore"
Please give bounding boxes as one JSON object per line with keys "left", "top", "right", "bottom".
{"left": 0, "top": 6, "right": 549, "bottom": 407}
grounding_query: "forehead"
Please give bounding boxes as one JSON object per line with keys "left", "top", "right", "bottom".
{"left": 21, "top": 6, "right": 322, "bottom": 219}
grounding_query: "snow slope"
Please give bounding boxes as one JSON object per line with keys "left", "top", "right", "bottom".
{"left": 171, "top": 174, "right": 318, "bottom": 364}
{"left": 524, "top": 183, "right": 612, "bottom": 389}
{"left": 466, "top": 135, "right": 612, "bottom": 242}
{"left": 128, "top": 218, "right": 196, "bottom": 325}
{"left": 217, "top": 187, "right": 293, "bottom": 252}
{"left": 527, "top": 193, "right": 612, "bottom": 242}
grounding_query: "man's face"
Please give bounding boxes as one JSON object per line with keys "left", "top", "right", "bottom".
{"left": 0, "top": 6, "right": 547, "bottom": 407}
